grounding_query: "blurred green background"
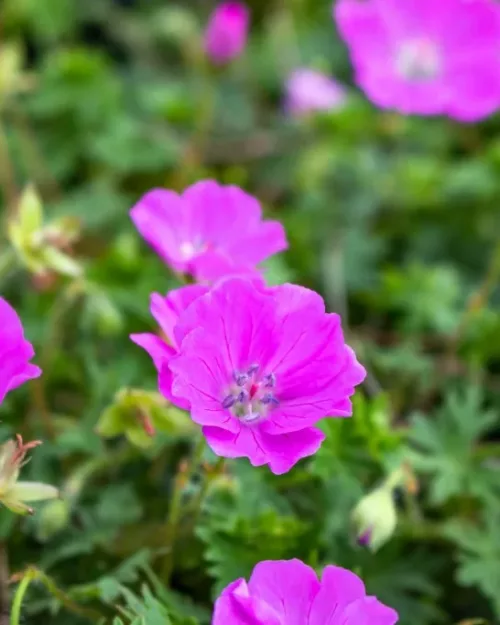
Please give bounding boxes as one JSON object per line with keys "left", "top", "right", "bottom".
{"left": 0, "top": 1, "right": 500, "bottom": 624}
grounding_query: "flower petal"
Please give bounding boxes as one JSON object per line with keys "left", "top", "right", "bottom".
{"left": 309, "top": 566, "right": 366, "bottom": 625}
{"left": 247, "top": 559, "right": 320, "bottom": 625}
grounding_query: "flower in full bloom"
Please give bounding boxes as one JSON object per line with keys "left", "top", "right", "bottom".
{"left": 0, "top": 297, "right": 41, "bottom": 405}
{"left": 286, "top": 69, "right": 346, "bottom": 116}
{"left": 131, "top": 284, "right": 208, "bottom": 409}
{"left": 130, "top": 181, "right": 287, "bottom": 283}
{"left": 0, "top": 435, "right": 58, "bottom": 515}
{"left": 204, "top": 2, "right": 249, "bottom": 64}
{"left": 213, "top": 559, "right": 399, "bottom": 625}
{"left": 169, "top": 277, "right": 365, "bottom": 474}
{"left": 334, "top": 0, "right": 500, "bottom": 121}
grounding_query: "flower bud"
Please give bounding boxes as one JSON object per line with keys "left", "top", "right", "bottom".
{"left": 35, "top": 498, "right": 71, "bottom": 541}
{"left": 351, "top": 484, "right": 397, "bottom": 552}
{"left": 8, "top": 186, "right": 83, "bottom": 279}
{"left": 204, "top": 2, "right": 249, "bottom": 65}
{"left": 0, "top": 436, "right": 59, "bottom": 516}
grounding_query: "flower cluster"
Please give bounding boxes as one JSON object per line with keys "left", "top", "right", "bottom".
{"left": 130, "top": 175, "right": 396, "bottom": 618}
{"left": 131, "top": 180, "right": 365, "bottom": 473}
{"left": 205, "top": 0, "right": 500, "bottom": 122}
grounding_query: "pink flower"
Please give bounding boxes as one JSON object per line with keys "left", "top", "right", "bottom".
{"left": 130, "top": 181, "right": 287, "bottom": 283}
{"left": 213, "top": 559, "right": 399, "bottom": 625}
{"left": 0, "top": 297, "right": 41, "bottom": 405}
{"left": 204, "top": 2, "right": 249, "bottom": 64}
{"left": 286, "top": 69, "right": 347, "bottom": 116}
{"left": 169, "top": 278, "right": 365, "bottom": 474}
{"left": 130, "top": 284, "right": 208, "bottom": 409}
{"left": 334, "top": 0, "right": 500, "bottom": 121}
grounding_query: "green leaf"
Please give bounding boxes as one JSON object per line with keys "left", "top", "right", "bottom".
{"left": 444, "top": 510, "right": 500, "bottom": 618}
{"left": 408, "top": 387, "right": 500, "bottom": 505}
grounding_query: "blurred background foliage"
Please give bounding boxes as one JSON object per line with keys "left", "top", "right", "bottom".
{"left": 0, "top": 0, "right": 499, "bottom": 624}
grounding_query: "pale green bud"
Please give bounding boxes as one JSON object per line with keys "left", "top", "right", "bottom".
{"left": 351, "top": 485, "right": 397, "bottom": 552}
{"left": 36, "top": 498, "right": 71, "bottom": 541}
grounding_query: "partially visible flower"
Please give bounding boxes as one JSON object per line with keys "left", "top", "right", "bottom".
{"left": 286, "top": 69, "right": 346, "bottom": 116}
{"left": 130, "top": 180, "right": 287, "bottom": 283}
{"left": 334, "top": 0, "right": 500, "bottom": 121}
{"left": 169, "top": 277, "right": 366, "bottom": 474}
{"left": 0, "top": 435, "right": 58, "bottom": 515}
{"left": 204, "top": 2, "right": 249, "bottom": 64}
{"left": 213, "top": 559, "right": 398, "bottom": 625}
{"left": 0, "top": 297, "right": 41, "bottom": 405}
{"left": 130, "top": 284, "right": 208, "bottom": 408}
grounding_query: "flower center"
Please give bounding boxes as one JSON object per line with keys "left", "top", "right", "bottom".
{"left": 396, "top": 39, "right": 440, "bottom": 81}
{"left": 179, "top": 239, "right": 213, "bottom": 261}
{"left": 221, "top": 364, "right": 278, "bottom": 425}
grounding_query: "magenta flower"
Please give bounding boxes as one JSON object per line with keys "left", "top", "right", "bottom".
{"left": 0, "top": 298, "right": 41, "bottom": 405}
{"left": 131, "top": 284, "right": 208, "bottom": 409}
{"left": 204, "top": 2, "right": 249, "bottom": 64}
{"left": 130, "top": 181, "right": 287, "bottom": 283}
{"left": 169, "top": 278, "right": 365, "bottom": 474}
{"left": 213, "top": 559, "right": 398, "bottom": 625}
{"left": 286, "top": 69, "right": 347, "bottom": 116}
{"left": 334, "top": 0, "right": 500, "bottom": 121}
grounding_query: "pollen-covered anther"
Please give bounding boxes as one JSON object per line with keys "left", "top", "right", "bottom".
{"left": 261, "top": 393, "right": 279, "bottom": 406}
{"left": 221, "top": 367, "right": 279, "bottom": 422}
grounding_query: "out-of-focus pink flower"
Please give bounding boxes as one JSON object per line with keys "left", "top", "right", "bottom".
{"left": 169, "top": 277, "right": 365, "bottom": 474}
{"left": 334, "top": 0, "right": 500, "bottom": 121}
{"left": 130, "top": 284, "right": 208, "bottom": 409}
{"left": 204, "top": 2, "right": 249, "bottom": 64}
{"left": 213, "top": 559, "right": 399, "bottom": 625}
{"left": 0, "top": 297, "right": 41, "bottom": 405}
{"left": 286, "top": 69, "right": 347, "bottom": 116}
{"left": 130, "top": 180, "right": 287, "bottom": 283}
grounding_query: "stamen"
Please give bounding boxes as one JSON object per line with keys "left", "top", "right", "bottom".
{"left": 234, "top": 372, "right": 249, "bottom": 386}
{"left": 263, "top": 373, "right": 276, "bottom": 388}
{"left": 222, "top": 394, "right": 236, "bottom": 409}
{"left": 237, "top": 389, "right": 249, "bottom": 403}
{"left": 241, "top": 412, "right": 262, "bottom": 424}
{"left": 261, "top": 393, "right": 279, "bottom": 406}
{"left": 247, "top": 363, "right": 259, "bottom": 375}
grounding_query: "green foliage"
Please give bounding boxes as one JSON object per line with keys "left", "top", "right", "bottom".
{"left": 408, "top": 387, "right": 500, "bottom": 506}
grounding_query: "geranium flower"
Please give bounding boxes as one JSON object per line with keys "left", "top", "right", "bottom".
{"left": 334, "top": 0, "right": 500, "bottom": 121}
{"left": 169, "top": 277, "right": 365, "bottom": 474}
{"left": 0, "top": 297, "right": 41, "bottom": 405}
{"left": 213, "top": 559, "right": 398, "bottom": 625}
{"left": 286, "top": 69, "right": 347, "bottom": 116}
{"left": 130, "top": 181, "right": 287, "bottom": 282}
{"left": 131, "top": 284, "right": 208, "bottom": 409}
{"left": 204, "top": 2, "right": 249, "bottom": 64}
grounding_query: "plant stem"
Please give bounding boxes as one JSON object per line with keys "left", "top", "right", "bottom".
{"left": 161, "top": 434, "right": 206, "bottom": 583}
{"left": 0, "top": 544, "right": 9, "bottom": 625}
{"left": 10, "top": 567, "right": 103, "bottom": 624}
{"left": 32, "top": 568, "right": 102, "bottom": 622}
{"left": 9, "top": 569, "right": 34, "bottom": 625}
